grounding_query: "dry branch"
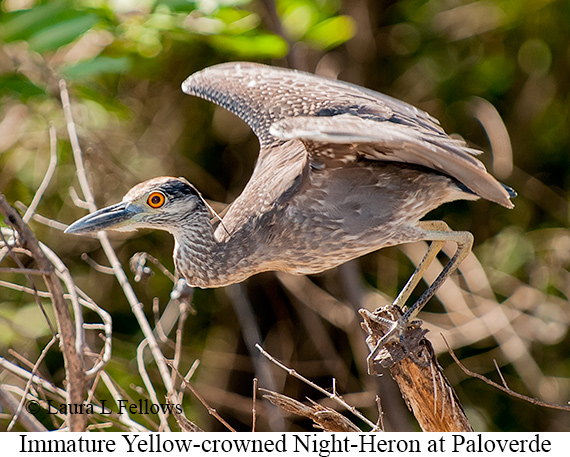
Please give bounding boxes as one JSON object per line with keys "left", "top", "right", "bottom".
{"left": 260, "top": 388, "right": 362, "bottom": 432}
{"left": 0, "top": 193, "right": 87, "bottom": 431}
{"left": 59, "top": 78, "right": 175, "bottom": 395}
{"left": 256, "top": 344, "right": 378, "bottom": 430}
{"left": 0, "top": 385, "right": 47, "bottom": 432}
{"left": 361, "top": 306, "right": 473, "bottom": 432}
{"left": 445, "top": 337, "right": 570, "bottom": 413}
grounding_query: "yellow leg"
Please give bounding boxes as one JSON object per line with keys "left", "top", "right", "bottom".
{"left": 392, "top": 221, "right": 451, "bottom": 310}
{"left": 366, "top": 221, "right": 474, "bottom": 373}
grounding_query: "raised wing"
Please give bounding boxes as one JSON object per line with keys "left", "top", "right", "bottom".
{"left": 182, "top": 62, "right": 513, "bottom": 208}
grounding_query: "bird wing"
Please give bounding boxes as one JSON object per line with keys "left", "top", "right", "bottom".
{"left": 182, "top": 62, "right": 512, "bottom": 208}
{"left": 269, "top": 114, "right": 512, "bottom": 208}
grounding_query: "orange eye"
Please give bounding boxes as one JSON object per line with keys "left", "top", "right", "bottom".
{"left": 147, "top": 192, "right": 166, "bottom": 208}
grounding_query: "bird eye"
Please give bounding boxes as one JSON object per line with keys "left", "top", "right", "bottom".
{"left": 147, "top": 192, "right": 166, "bottom": 208}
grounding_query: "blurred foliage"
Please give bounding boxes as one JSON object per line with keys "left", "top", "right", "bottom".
{"left": 1, "top": 0, "right": 569, "bottom": 432}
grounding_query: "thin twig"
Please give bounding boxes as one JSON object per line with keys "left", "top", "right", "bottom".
{"left": 80, "top": 253, "right": 115, "bottom": 275}
{"left": 137, "top": 340, "right": 171, "bottom": 432}
{"left": 0, "top": 385, "right": 47, "bottom": 432}
{"left": 226, "top": 284, "right": 285, "bottom": 431}
{"left": 255, "top": 343, "right": 377, "bottom": 430}
{"left": 443, "top": 335, "right": 570, "bottom": 412}
{"left": 40, "top": 241, "right": 86, "bottom": 374}
{"left": 99, "top": 371, "right": 149, "bottom": 432}
{"left": 23, "top": 125, "right": 58, "bottom": 223}
{"left": 0, "top": 277, "right": 112, "bottom": 376}
{"left": 14, "top": 202, "right": 69, "bottom": 231}
{"left": 0, "top": 267, "right": 51, "bottom": 275}
{"left": 493, "top": 359, "right": 509, "bottom": 389}
{"left": 7, "top": 350, "right": 37, "bottom": 372}
{"left": 7, "top": 336, "right": 58, "bottom": 431}
{"left": 68, "top": 186, "right": 91, "bottom": 209}
{"left": 374, "top": 396, "right": 384, "bottom": 432}
{"left": 166, "top": 359, "right": 236, "bottom": 432}
{"left": 0, "top": 228, "right": 57, "bottom": 336}
{"left": 0, "top": 356, "right": 67, "bottom": 398}
{"left": 178, "top": 359, "right": 200, "bottom": 407}
{"left": 260, "top": 388, "right": 362, "bottom": 432}
{"left": 183, "top": 360, "right": 201, "bottom": 384}
{"left": 0, "top": 195, "right": 86, "bottom": 431}
{"left": 171, "top": 301, "right": 191, "bottom": 392}
{"left": 252, "top": 377, "right": 258, "bottom": 432}
{"left": 59, "top": 78, "right": 174, "bottom": 394}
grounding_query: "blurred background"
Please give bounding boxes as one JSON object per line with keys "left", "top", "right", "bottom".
{"left": 0, "top": 0, "right": 569, "bottom": 431}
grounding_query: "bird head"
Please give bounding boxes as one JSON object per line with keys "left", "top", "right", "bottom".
{"left": 65, "top": 177, "right": 208, "bottom": 235}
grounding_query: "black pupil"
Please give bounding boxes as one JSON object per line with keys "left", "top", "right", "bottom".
{"left": 151, "top": 195, "right": 162, "bottom": 205}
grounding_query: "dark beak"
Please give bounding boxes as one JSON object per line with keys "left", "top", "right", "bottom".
{"left": 65, "top": 202, "right": 141, "bottom": 234}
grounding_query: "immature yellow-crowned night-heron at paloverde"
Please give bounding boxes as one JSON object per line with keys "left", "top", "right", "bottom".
{"left": 66, "top": 62, "right": 515, "bottom": 358}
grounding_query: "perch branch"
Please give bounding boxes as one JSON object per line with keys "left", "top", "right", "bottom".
{"left": 360, "top": 306, "right": 473, "bottom": 432}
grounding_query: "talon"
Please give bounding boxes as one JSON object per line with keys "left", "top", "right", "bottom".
{"left": 363, "top": 303, "right": 428, "bottom": 371}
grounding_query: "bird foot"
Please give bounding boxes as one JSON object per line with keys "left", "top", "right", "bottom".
{"left": 359, "top": 306, "right": 428, "bottom": 374}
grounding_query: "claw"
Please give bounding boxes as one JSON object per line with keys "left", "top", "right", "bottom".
{"left": 360, "top": 306, "right": 429, "bottom": 373}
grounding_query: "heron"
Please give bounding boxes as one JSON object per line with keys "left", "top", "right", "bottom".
{"left": 66, "top": 62, "right": 514, "bottom": 363}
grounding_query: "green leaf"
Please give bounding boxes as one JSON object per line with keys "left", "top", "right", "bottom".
{"left": 0, "top": 74, "right": 46, "bottom": 101}
{"left": 27, "top": 13, "right": 101, "bottom": 53}
{"left": 304, "top": 15, "right": 355, "bottom": 50}
{"left": 61, "top": 56, "right": 131, "bottom": 79}
{"left": 0, "top": 3, "right": 65, "bottom": 42}
{"left": 74, "top": 85, "right": 130, "bottom": 117}
{"left": 208, "top": 33, "right": 288, "bottom": 58}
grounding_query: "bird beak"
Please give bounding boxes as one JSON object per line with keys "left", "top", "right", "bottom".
{"left": 65, "top": 202, "right": 142, "bottom": 234}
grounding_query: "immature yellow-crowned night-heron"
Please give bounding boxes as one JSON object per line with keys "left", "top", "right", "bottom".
{"left": 66, "top": 62, "right": 514, "bottom": 356}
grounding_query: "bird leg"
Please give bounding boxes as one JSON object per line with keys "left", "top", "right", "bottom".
{"left": 366, "top": 221, "right": 473, "bottom": 372}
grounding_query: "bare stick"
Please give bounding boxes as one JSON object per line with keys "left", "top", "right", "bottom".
{"left": 260, "top": 389, "right": 362, "bottom": 432}
{"left": 0, "top": 277, "right": 112, "bottom": 377}
{"left": 152, "top": 298, "right": 172, "bottom": 344}
{"left": 374, "top": 396, "right": 384, "bottom": 432}
{"left": 59, "top": 79, "right": 174, "bottom": 393}
{"left": 252, "top": 377, "right": 258, "bottom": 432}
{"left": 81, "top": 253, "right": 115, "bottom": 275}
{"left": 178, "top": 359, "right": 200, "bottom": 407}
{"left": 131, "top": 252, "right": 176, "bottom": 283}
{"left": 99, "top": 372, "right": 149, "bottom": 431}
{"left": 183, "top": 360, "right": 200, "bottom": 384}
{"left": 166, "top": 359, "right": 236, "bottom": 432}
{"left": 0, "top": 267, "right": 51, "bottom": 275}
{"left": 444, "top": 336, "right": 570, "bottom": 412}
{"left": 171, "top": 301, "right": 191, "bottom": 392}
{"left": 493, "top": 359, "right": 509, "bottom": 389}
{"left": 14, "top": 202, "right": 68, "bottom": 231}
{"left": 0, "top": 356, "right": 67, "bottom": 398}
{"left": 40, "top": 241, "right": 85, "bottom": 373}
{"left": 255, "top": 343, "right": 377, "bottom": 430}
{"left": 23, "top": 125, "right": 58, "bottom": 223}
{"left": 7, "top": 336, "right": 58, "bottom": 431}
{"left": 1, "top": 229, "right": 57, "bottom": 336}
{"left": 68, "top": 186, "right": 90, "bottom": 209}
{"left": 0, "top": 385, "right": 47, "bottom": 432}
{"left": 137, "top": 340, "right": 172, "bottom": 432}
{"left": 0, "top": 194, "right": 86, "bottom": 431}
